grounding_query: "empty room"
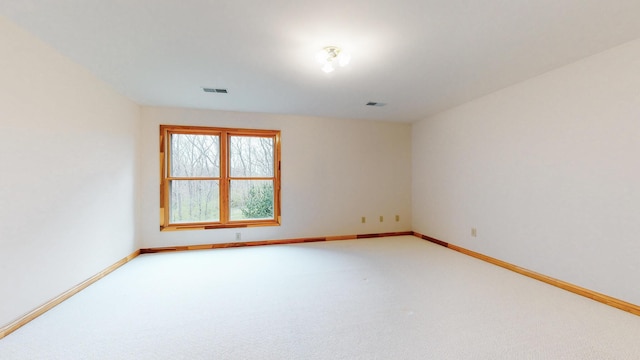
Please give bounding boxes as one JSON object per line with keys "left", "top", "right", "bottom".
{"left": 1, "top": 1, "right": 639, "bottom": 359}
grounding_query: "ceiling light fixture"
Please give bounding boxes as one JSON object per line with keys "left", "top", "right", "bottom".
{"left": 315, "top": 46, "right": 350, "bottom": 73}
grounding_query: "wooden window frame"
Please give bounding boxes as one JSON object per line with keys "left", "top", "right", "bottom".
{"left": 160, "top": 125, "right": 281, "bottom": 231}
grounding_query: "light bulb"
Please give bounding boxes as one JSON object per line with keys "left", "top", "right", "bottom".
{"left": 321, "top": 62, "right": 335, "bottom": 73}
{"left": 315, "top": 50, "right": 329, "bottom": 64}
{"left": 338, "top": 53, "right": 351, "bottom": 67}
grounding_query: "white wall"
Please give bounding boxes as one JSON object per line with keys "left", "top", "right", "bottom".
{"left": 0, "top": 16, "right": 140, "bottom": 326}
{"left": 140, "top": 107, "right": 412, "bottom": 248}
{"left": 413, "top": 39, "right": 640, "bottom": 305}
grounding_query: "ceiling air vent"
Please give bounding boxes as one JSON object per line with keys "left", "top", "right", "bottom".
{"left": 366, "top": 101, "right": 385, "bottom": 106}
{"left": 203, "top": 87, "right": 228, "bottom": 94}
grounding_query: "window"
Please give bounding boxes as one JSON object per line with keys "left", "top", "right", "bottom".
{"left": 160, "top": 125, "right": 281, "bottom": 231}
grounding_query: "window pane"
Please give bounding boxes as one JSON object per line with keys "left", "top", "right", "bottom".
{"left": 229, "top": 136, "right": 274, "bottom": 177}
{"left": 170, "top": 180, "right": 219, "bottom": 223}
{"left": 229, "top": 180, "right": 274, "bottom": 221}
{"left": 171, "top": 134, "right": 220, "bottom": 177}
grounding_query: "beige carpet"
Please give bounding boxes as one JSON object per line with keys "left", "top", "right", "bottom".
{"left": 1, "top": 235, "right": 640, "bottom": 359}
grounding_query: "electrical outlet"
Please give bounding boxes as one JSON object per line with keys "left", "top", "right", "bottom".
{"left": 361, "top": 217, "right": 366, "bottom": 224}
{"left": 395, "top": 215, "right": 400, "bottom": 222}
{"left": 235, "top": 232, "right": 241, "bottom": 241}
{"left": 471, "top": 228, "right": 477, "bottom": 237}
{"left": 379, "top": 216, "right": 384, "bottom": 222}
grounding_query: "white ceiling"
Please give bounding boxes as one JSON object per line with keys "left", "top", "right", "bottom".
{"left": 2, "top": 1, "right": 640, "bottom": 122}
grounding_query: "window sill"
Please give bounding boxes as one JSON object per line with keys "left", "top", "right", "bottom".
{"left": 160, "top": 219, "right": 281, "bottom": 232}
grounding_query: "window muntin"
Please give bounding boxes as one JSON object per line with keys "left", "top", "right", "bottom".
{"left": 160, "top": 126, "right": 280, "bottom": 230}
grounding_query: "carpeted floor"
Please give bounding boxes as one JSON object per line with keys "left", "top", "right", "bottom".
{"left": 1, "top": 235, "right": 640, "bottom": 359}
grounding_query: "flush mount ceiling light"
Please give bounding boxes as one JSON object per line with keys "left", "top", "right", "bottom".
{"left": 315, "top": 46, "right": 350, "bottom": 73}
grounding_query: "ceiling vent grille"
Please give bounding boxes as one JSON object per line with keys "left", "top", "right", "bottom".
{"left": 366, "top": 101, "right": 385, "bottom": 106}
{"left": 203, "top": 88, "right": 228, "bottom": 94}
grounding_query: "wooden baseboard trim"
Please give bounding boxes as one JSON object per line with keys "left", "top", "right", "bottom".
{"left": 413, "top": 232, "right": 640, "bottom": 317}
{"left": 356, "top": 231, "right": 414, "bottom": 239}
{"left": 140, "top": 231, "right": 414, "bottom": 254}
{"left": 0, "top": 250, "right": 140, "bottom": 340}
